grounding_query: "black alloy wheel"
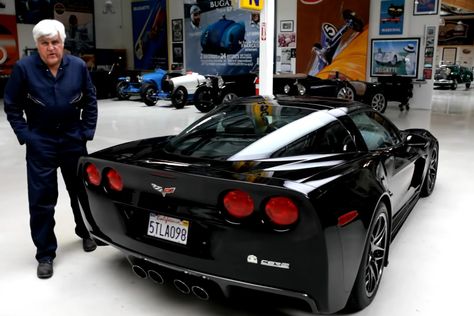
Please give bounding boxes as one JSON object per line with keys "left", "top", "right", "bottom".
{"left": 116, "top": 81, "right": 131, "bottom": 100}
{"left": 346, "top": 202, "right": 389, "bottom": 312}
{"left": 420, "top": 145, "right": 438, "bottom": 197}
{"left": 172, "top": 86, "right": 188, "bottom": 109}
{"left": 140, "top": 83, "right": 158, "bottom": 106}
{"left": 221, "top": 92, "right": 239, "bottom": 103}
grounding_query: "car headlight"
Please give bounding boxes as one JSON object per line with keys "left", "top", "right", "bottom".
{"left": 124, "top": 76, "right": 131, "bottom": 83}
{"left": 297, "top": 83, "right": 306, "bottom": 95}
{"left": 137, "top": 75, "right": 143, "bottom": 83}
{"left": 218, "top": 76, "right": 225, "bottom": 89}
{"left": 283, "top": 84, "right": 291, "bottom": 94}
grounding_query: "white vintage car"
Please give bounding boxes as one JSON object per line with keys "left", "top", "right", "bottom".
{"left": 164, "top": 72, "right": 208, "bottom": 109}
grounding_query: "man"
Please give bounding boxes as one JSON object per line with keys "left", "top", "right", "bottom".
{"left": 190, "top": 5, "right": 201, "bottom": 30}
{"left": 3, "top": 19, "right": 98, "bottom": 279}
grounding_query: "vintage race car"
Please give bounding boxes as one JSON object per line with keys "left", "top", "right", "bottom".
{"left": 193, "top": 73, "right": 257, "bottom": 112}
{"left": 78, "top": 96, "right": 438, "bottom": 314}
{"left": 274, "top": 74, "right": 388, "bottom": 112}
{"left": 434, "top": 64, "right": 473, "bottom": 90}
{"left": 146, "top": 72, "right": 208, "bottom": 109}
{"left": 115, "top": 68, "right": 181, "bottom": 104}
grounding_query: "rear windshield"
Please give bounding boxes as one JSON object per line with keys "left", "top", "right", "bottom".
{"left": 165, "top": 101, "right": 355, "bottom": 160}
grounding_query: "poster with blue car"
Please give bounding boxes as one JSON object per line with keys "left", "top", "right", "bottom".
{"left": 184, "top": 0, "right": 259, "bottom": 75}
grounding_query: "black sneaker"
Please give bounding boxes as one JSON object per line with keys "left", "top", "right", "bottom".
{"left": 37, "top": 261, "right": 53, "bottom": 279}
{"left": 83, "top": 237, "right": 97, "bottom": 252}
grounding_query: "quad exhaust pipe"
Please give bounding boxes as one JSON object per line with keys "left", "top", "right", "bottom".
{"left": 173, "top": 278, "right": 210, "bottom": 300}
{"left": 129, "top": 257, "right": 210, "bottom": 301}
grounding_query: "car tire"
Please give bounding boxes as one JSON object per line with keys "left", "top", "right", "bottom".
{"left": 336, "top": 85, "right": 355, "bottom": 101}
{"left": 172, "top": 86, "right": 188, "bottom": 109}
{"left": 140, "top": 83, "right": 158, "bottom": 106}
{"left": 221, "top": 91, "right": 239, "bottom": 103}
{"left": 466, "top": 82, "right": 471, "bottom": 89}
{"left": 194, "top": 87, "right": 215, "bottom": 113}
{"left": 369, "top": 92, "right": 387, "bottom": 113}
{"left": 420, "top": 144, "right": 438, "bottom": 197}
{"left": 451, "top": 79, "right": 457, "bottom": 90}
{"left": 345, "top": 202, "right": 389, "bottom": 312}
{"left": 116, "top": 81, "right": 131, "bottom": 100}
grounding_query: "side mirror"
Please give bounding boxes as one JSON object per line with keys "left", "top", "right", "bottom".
{"left": 405, "top": 133, "right": 427, "bottom": 148}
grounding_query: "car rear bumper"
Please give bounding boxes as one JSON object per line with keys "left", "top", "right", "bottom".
{"left": 92, "top": 233, "right": 320, "bottom": 313}
{"left": 434, "top": 79, "right": 454, "bottom": 86}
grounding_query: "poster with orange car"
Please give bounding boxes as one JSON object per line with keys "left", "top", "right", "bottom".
{"left": 296, "top": 0, "right": 370, "bottom": 81}
{"left": 0, "top": 14, "right": 19, "bottom": 76}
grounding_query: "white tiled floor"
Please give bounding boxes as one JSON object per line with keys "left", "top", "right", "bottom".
{"left": 1, "top": 87, "right": 473, "bottom": 316}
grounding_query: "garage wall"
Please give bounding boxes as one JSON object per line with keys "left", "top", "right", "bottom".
{"left": 368, "top": 0, "right": 440, "bottom": 110}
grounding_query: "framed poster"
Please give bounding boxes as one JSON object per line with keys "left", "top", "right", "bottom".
{"left": 379, "top": 0, "right": 404, "bottom": 35}
{"left": 413, "top": 0, "right": 438, "bottom": 16}
{"left": 280, "top": 20, "right": 294, "bottom": 32}
{"left": 371, "top": 38, "right": 420, "bottom": 78}
{"left": 442, "top": 47, "right": 457, "bottom": 64}
{"left": 172, "top": 19, "right": 183, "bottom": 42}
{"left": 172, "top": 42, "right": 183, "bottom": 63}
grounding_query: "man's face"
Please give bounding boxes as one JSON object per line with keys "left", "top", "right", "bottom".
{"left": 191, "top": 12, "right": 201, "bottom": 26}
{"left": 36, "top": 33, "right": 64, "bottom": 68}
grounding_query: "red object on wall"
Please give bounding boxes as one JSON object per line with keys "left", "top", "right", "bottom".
{"left": 0, "top": 14, "right": 20, "bottom": 76}
{"left": 254, "top": 76, "right": 260, "bottom": 95}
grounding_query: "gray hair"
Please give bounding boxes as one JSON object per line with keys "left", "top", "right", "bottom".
{"left": 32, "top": 19, "right": 66, "bottom": 43}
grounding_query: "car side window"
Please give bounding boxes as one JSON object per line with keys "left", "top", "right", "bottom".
{"left": 350, "top": 111, "right": 401, "bottom": 151}
{"left": 271, "top": 120, "right": 356, "bottom": 157}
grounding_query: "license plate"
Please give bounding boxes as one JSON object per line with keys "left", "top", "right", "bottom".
{"left": 147, "top": 213, "right": 189, "bottom": 245}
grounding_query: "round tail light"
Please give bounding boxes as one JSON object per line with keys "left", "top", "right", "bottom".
{"left": 265, "top": 197, "right": 299, "bottom": 226}
{"left": 106, "top": 168, "right": 123, "bottom": 192}
{"left": 223, "top": 190, "right": 254, "bottom": 219}
{"left": 85, "top": 163, "right": 101, "bottom": 186}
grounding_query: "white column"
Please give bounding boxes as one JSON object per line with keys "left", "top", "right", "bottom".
{"left": 258, "top": 0, "right": 275, "bottom": 96}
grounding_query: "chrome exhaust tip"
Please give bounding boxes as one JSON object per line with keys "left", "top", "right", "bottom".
{"left": 148, "top": 270, "right": 164, "bottom": 284}
{"left": 173, "top": 279, "right": 191, "bottom": 294}
{"left": 191, "top": 285, "right": 210, "bottom": 301}
{"left": 131, "top": 265, "right": 148, "bottom": 279}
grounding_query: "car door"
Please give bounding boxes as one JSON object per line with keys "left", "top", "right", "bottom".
{"left": 350, "top": 110, "right": 418, "bottom": 214}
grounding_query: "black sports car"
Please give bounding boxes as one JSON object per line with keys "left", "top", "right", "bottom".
{"left": 273, "top": 74, "right": 388, "bottom": 112}
{"left": 78, "top": 96, "right": 438, "bottom": 314}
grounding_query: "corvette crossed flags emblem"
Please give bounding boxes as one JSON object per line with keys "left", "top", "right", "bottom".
{"left": 151, "top": 183, "right": 176, "bottom": 197}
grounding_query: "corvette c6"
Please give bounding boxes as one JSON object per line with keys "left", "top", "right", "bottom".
{"left": 77, "top": 96, "right": 438, "bottom": 314}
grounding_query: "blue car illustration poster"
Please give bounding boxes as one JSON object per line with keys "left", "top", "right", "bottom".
{"left": 184, "top": 0, "right": 259, "bottom": 75}
{"left": 132, "top": 0, "right": 168, "bottom": 70}
{"left": 379, "top": 0, "right": 405, "bottom": 35}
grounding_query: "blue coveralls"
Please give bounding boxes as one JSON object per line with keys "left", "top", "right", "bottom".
{"left": 3, "top": 53, "right": 97, "bottom": 263}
